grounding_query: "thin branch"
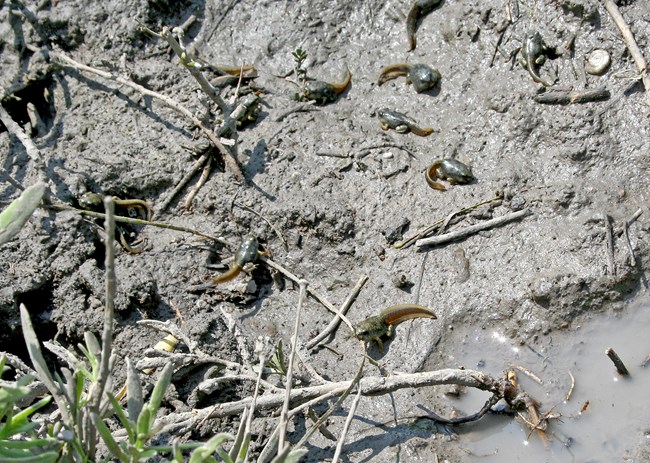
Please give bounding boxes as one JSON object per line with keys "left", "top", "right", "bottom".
{"left": 295, "top": 345, "right": 330, "bottom": 385}
{"left": 0, "top": 167, "right": 25, "bottom": 191}
{"left": 88, "top": 197, "right": 116, "bottom": 413}
{"left": 414, "top": 252, "right": 428, "bottom": 304}
{"left": 416, "top": 209, "right": 530, "bottom": 248}
{"left": 623, "top": 208, "right": 642, "bottom": 266}
{"left": 513, "top": 365, "right": 543, "bottom": 385}
{"left": 0, "top": 104, "right": 47, "bottom": 183}
{"left": 53, "top": 52, "right": 245, "bottom": 182}
{"left": 158, "top": 153, "right": 210, "bottom": 213}
{"left": 395, "top": 196, "right": 502, "bottom": 249}
{"left": 533, "top": 87, "right": 610, "bottom": 105}
{"left": 332, "top": 384, "right": 363, "bottom": 463}
{"left": 602, "top": 0, "right": 650, "bottom": 104}
{"left": 306, "top": 274, "right": 368, "bottom": 350}
{"left": 158, "top": 27, "right": 231, "bottom": 114}
{"left": 565, "top": 370, "right": 575, "bottom": 402}
{"left": 47, "top": 202, "right": 233, "bottom": 247}
{"left": 410, "top": 393, "right": 501, "bottom": 425}
{"left": 183, "top": 156, "right": 212, "bottom": 210}
{"left": 606, "top": 347, "right": 630, "bottom": 376}
{"left": 278, "top": 280, "right": 308, "bottom": 451}
{"left": 602, "top": 212, "right": 616, "bottom": 276}
{"left": 156, "top": 368, "right": 510, "bottom": 433}
{"left": 293, "top": 354, "right": 366, "bottom": 451}
{"left": 260, "top": 256, "right": 355, "bottom": 331}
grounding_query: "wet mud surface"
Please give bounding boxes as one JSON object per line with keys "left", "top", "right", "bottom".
{"left": 1, "top": 0, "right": 649, "bottom": 461}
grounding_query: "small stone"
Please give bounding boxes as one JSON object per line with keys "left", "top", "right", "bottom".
{"left": 585, "top": 49, "right": 611, "bottom": 75}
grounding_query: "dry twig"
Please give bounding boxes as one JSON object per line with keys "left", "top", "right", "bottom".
{"left": 278, "top": 281, "right": 308, "bottom": 451}
{"left": 602, "top": 0, "right": 650, "bottom": 105}
{"left": 623, "top": 208, "right": 642, "bottom": 266}
{"left": 156, "top": 368, "right": 521, "bottom": 434}
{"left": 0, "top": 104, "right": 48, "bottom": 183}
{"left": 416, "top": 209, "right": 530, "bottom": 248}
{"left": 306, "top": 274, "right": 368, "bottom": 350}
{"left": 566, "top": 370, "right": 575, "bottom": 402}
{"left": 331, "top": 375, "right": 363, "bottom": 463}
{"left": 602, "top": 212, "right": 616, "bottom": 276}
{"left": 606, "top": 347, "right": 630, "bottom": 376}
{"left": 395, "top": 195, "right": 502, "bottom": 249}
{"left": 533, "top": 87, "right": 610, "bottom": 105}
{"left": 48, "top": 202, "right": 232, "bottom": 247}
{"left": 260, "top": 256, "right": 355, "bottom": 331}
{"left": 183, "top": 157, "right": 212, "bottom": 210}
{"left": 53, "top": 52, "right": 245, "bottom": 182}
{"left": 158, "top": 153, "right": 210, "bottom": 213}
{"left": 514, "top": 365, "right": 543, "bottom": 385}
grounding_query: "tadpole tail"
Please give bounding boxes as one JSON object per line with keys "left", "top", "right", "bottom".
{"left": 378, "top": 64, "right": 411, "bottom": 86}
{"left": 212, "top": 265, "right": 241, "bottom": 284}
{"left": 381, "top": 304, "right": 437, "bottom": 326}
{"left": 331, "top": 65, "right": 352, "bottom": 95}
{"left": 406, "top": 4, "right": 421, "bottom": 51}
{"left": 527, "top": 62, "right": 552, "bottom": 87}
{"left": 412, "top": 126, "right": 434, "bottom": 137}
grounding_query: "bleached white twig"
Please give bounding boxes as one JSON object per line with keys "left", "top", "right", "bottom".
{"left": 416, "top": 209, "right": 530, "bottom": 248}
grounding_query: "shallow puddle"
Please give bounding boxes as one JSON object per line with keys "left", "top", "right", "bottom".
{"left": 444, "top": 300, "right": 650, "bottom": 462}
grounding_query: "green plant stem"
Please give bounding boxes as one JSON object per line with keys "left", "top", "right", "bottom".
{"left": 86, "top": 197, "right": 117, "bottom": 457}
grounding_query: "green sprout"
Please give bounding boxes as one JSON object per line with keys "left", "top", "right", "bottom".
{"left": 265, "top": 340, "right": 287, "bottom": 376}
{"left": 292, "top": 47, "right": 308, "bottom": 89}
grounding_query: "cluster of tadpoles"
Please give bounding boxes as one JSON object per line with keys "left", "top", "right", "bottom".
{"left": 2, "top": 0, "right": 649, "bottom": 458}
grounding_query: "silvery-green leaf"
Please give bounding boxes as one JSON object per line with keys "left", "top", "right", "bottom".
{"left": 0, "top": 183, "right": 46, "bottom": 246}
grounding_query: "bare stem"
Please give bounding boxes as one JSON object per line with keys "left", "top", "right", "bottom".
{"left": 278, "top": 280, "right": 308, "bottom": 452}
{"left": 306, "top": 274, "right": 368, "bottom": 349}
{"left": 331, "top": 384, "right": 362, "bottom": 463}
{"left": 416, "top": 209, "right": 530, "bottom": 248}
{"left": 93, "top": 198, "right": 116, "bottom": 403}
{"left": 158, "top": 27, "right": 231, "bottom": 115}
{"left": 293, "top": 354, "right": 366, "bottom": 451}
{"left": 602, "top": 0, "right": 650, "bottom": 104}
{"left": 606, "top": 347, "right": 630, "bottom": 376}
{"left": 53, "top": 51, "right": 245, "bottom": 182}
{"left": 47, "top": 202, "right": 233, "bottom": 248}
{"left": 158, "top": 153, "right": 210, "bottom": 213}
{"left": 86, "top": 197, "right": 117, "bottom": 456}
{"left": 260, "top": 256, "right": 355, "bottom": 331}
{"left": 156, "top": 368, "right": 511, "bottom": 434}
{"left": 602, "top": 212, "right": 616, "bottom": 276}
{"left": 0, "top": 104, "right": 48, "bottom": 183}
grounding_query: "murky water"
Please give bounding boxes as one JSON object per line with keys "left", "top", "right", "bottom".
{"left": 444, "top": 301, "right": 650, "bottom": 462}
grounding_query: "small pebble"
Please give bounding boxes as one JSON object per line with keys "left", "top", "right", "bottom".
{"left": 585, "top": 49, "right": 611, "bottom": 75}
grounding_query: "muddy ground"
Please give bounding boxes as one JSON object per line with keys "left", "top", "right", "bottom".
{"left": 1, "top": 0, "right": 649, "bottom": 461}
